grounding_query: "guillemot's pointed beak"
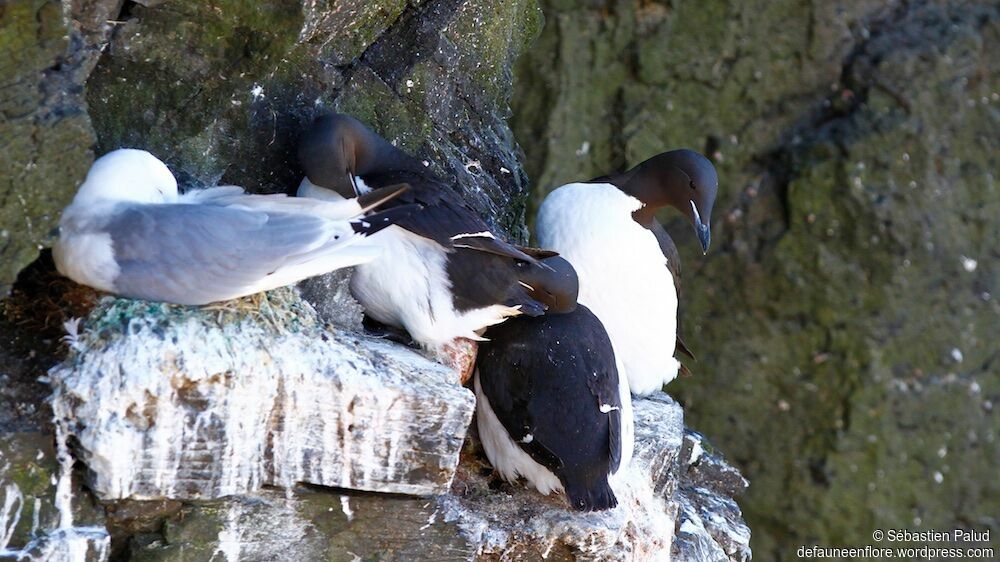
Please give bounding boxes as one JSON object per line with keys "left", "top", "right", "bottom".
{"left": 690, "top": 201, "right": 711, "bottom": 254}
{"left": 697, "top": 223, "right": 711, "bottom": 254}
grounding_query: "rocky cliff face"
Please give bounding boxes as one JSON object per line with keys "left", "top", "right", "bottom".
{"left": 0, "top": 0, "right": 119, "bottom": 296}
{"left": 513, "top": 1, "right": 998, "bottom": 559}
{"left": 1, "top": 1, "right": 750, "bottom": 560}
{"left": 39, "top": 295, "right": 749, "bottom": 560}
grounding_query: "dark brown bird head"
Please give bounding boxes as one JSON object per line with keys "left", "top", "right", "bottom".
{"left": 516, "top": 253, "right": 579, "bottom": 314}
{"left": 613, "top": 149, "right": 718, "bottom": 254}
{"left": 298, "top": 113, "right": 417, "bottom": 198}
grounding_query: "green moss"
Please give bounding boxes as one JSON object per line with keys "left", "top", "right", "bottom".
{"left": 336, "top": 67, "right": 435, "bottom": 153}
{"left": 0, "top": 432, "right": 61, "bottom": 548}
{"left": 515, "top": 1, "right": 1000, "bottom": 558}
{"left": 0, "top": 1, "right": 96, "bottom": 295}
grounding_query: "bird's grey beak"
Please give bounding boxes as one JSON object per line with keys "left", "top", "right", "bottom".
{"left": 690, "top": 201, "right": 711, "bottom": 254}
{"left": 697, "top": 223, "right": 711, "bottom": 254}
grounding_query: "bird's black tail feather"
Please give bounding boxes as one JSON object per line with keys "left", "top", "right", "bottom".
{"left": 351, "top": 204, "right": 422, "bottom": 236}
{"left": 565, "top": 478, "right": 618, "bottom": 512}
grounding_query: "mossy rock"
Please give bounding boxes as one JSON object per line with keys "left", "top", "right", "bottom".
{"left": 514, "top": 1, "right": 999, "bottom": 558}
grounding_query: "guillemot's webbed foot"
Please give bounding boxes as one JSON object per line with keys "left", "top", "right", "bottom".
{"left": 362, "top": 315, "right": 417, "bottom": 347}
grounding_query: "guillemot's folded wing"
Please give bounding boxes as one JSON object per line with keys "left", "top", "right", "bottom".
{"left": 477, "top": 339, "right": 564, "bottom": 472}
{"left": 360, "top": 169, "right": 542, "bottom": 263}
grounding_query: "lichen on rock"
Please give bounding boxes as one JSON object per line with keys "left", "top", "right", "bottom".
{"left": 514, "top": 1, "right": 998, "bottom": 557}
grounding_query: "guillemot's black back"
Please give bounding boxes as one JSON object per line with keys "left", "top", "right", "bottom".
{"left": 297, "top": 114, "right": 571, "bottom": 343}
{"left": 476, "top": 305, "right": 623, "bottom": 511}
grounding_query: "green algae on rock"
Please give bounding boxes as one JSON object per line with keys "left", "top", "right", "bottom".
{"left": 514, "top": 1, "right": 999, "bottom": 558}
{"left": 0, "top": 0, "right": 119, "bottom": 296}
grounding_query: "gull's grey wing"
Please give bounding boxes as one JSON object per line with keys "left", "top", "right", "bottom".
{"left": 105, "top": 203, "right": 344, "bottom": 305}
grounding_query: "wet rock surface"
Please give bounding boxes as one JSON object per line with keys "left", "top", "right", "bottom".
{"left": 85, "top": 0, "right": 539, "bottom": 239}
{"left": 514, "top": 1, "right": 999, "bottom": 558}
{"left": 672, "top": 431, "right": 751, "bottom": 562}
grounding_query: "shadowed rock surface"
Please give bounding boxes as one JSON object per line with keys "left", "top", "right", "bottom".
{"left": 513, "top": 1, "right": 999, "bottom": 558}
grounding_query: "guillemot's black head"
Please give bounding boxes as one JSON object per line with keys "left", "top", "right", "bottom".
{"left": 614, "top": 149, "right": 717, "bottom": 254}
{"left": 298, "top": 113, "right": 416, "bottom": 198}
{"left": 516, "top": 254, "right": 579, "bottom": 314}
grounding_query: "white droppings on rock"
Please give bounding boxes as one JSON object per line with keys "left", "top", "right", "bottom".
{"left": 0, "top": 420, "right": 111, "bottom": 560}
{"left": 1, "top": 483, "right": 24, "bottom": 551}
{"left": 679, "top": 519, "right": 700, "bottom": 535}
{"left": 53, "top": 420, "right": 75, "bottom": 530}
{"left": 433, "top": 393, "right": 747, "bottom": 560}
{"left": 933, "top": 471, "right": 944, "bottom": 484}
{"left": 419, "top": 509, "right": 438, "bottom": 531}
{"left": 441, "top": 461, "right": 676, "bottom": 559}
{"left": 48, "top": 295, "right": 475, "bottom": 501}
{"left": 950, "top": 348, "right": 964, "bottom": 363}
{"left": 689, "top": 439, "right": 704, "bottom": 466}
{"left": 214, "top": 503, "right": 243, "bottom": 562}
{"left": 960, "top": 256, "right": 977, "bottom": 272}
{"left": 340, "top": 496, "right": 355, "bottom": 522}
{"left": 250, "top": 84, "right": 265, "bottom": 100}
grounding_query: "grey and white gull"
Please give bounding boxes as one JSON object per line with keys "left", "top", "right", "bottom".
{"left": 53, "top": 148, "right": 414, "bottom": 305}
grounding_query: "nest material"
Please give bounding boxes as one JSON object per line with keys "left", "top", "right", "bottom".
{"left": 2, "top": 252, "right": 100, "bottom": 357}
{"left": 4, "top": 252, "right": 321, "bottom": 355}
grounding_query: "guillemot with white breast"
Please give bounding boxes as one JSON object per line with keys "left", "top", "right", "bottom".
{"left": 297, "top": 113, "right": 574, "bottom": 350}
{"left": 474, "top": 255, "right": 633, "bottom": 511}
{"left": 535, "top": 149, "right": 718, "bottom": 395}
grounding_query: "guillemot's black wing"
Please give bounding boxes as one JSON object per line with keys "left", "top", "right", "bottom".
{"left": 360, "top": 169, "right": 540, "bottom": 263}
{"left": 649, "top": 219, "right": 696, "bottom": 363}
{"left": 477, "top": 330, "right": 563, "bottom": 472}
{"left": 478, "top": 307, "right": 622, "bottom": 510}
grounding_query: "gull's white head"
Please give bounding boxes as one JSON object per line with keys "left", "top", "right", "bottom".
{"left": 73, "top": 149, "right": 179, "bottom": 206}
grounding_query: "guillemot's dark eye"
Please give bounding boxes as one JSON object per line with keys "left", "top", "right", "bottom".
{"left": 689, "top": 181, "right": 696, "bottom": 190}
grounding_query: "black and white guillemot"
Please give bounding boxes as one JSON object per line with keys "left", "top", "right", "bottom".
{"left": 474, "top": 256, "right": 633, "bottom": 511}
{"left": 297, "top": 114, "right": 573, "bottom": 349}
{"left": 535, "top": 150, "right": 718, "bottom": 395}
